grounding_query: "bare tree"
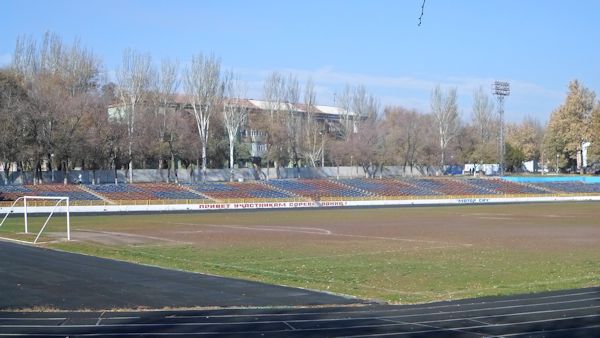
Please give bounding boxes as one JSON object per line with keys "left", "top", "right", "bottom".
{"left": 301, "top": 78, "right": 324, "bottom": 167}
{"left": 0, "top": 69, "right": 28, "bottom": 183}
{"left": 431, "top": 85, "right": 460, "bottom": 168}
{"left": 471, "top": 86, "right": 496, "bottom": 165}
{"left": 352, "top": 85, "right": 379, "bottom": 131}
{"left": 150, "top": 59, "right": 180, "bottom": 181}
{"left": 349, "top": 114, "right": 382, "bottom": 178}
{"left": 184, "top": 53, "right": 222, "bottom": 182}
{"left": 261, "top": 71, "right": 288, "bottom": 178}
{"left": 222, "top": 71, "right": 248, "bottom": 181}
{"left": 80, "top": 83, "right": 127, "bottom": 184}
{"left": 336, "top": 84, "right": 353, "bottom": 140}
{"left": 116, "top": 48, "right": 153, "bottom": 183}
{"left": 11, "top": 32, "right": 101, "bottom": 184}
{"left": 284, "top": 74, "right": 301, "bottom": 169}
{"left": 346, "top": 86, "right": 380, "bottom": 177}
{"left": 384, "top": 106, "right": 425, "bottom": 173}
{"left": 263, "top": 71, "right": 286, "bottom": 119}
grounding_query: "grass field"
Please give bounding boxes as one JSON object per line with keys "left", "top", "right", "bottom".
{"left": 1, "top": 202, "right": 599, "bottom": 304}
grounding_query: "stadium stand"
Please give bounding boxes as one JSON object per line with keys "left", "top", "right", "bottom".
{"left": 2, "top": 177, "right": 600, "bottom": 205}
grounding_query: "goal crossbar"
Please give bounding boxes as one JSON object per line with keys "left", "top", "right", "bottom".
{"left": 0, "top": 196, "right": 71, "bottom": 243}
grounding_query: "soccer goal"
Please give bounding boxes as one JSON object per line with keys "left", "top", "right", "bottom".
{"left": 0, "top": 196, "right": 71, "bottom": 244}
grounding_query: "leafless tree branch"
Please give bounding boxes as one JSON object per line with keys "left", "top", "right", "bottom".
{"left": 418, "top": 0, "right": 426, "bottom": 26}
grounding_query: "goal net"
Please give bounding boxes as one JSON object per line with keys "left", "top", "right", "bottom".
{"left": 0, "top": 196, "right": 71, "bottom": 244}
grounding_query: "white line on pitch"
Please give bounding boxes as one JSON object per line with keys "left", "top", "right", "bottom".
{"left": 0, "top": 236, "right": 34, "bottom": 245}
{"left": 171, "top": 222, "right": 332, "bottom": 235}
{"left": 76, "top": 229, "right": 190, "bottom": 244}
{"left": 168, "top": 222, "right": 470, "bottom": 246}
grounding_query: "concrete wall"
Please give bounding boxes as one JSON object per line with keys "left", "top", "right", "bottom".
{"left": 0, "top": 165, "right": 437, "bottom": 185}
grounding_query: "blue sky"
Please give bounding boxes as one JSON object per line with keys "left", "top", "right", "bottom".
{"left": 1, "top": 0, "right": 598, "bottom": 122}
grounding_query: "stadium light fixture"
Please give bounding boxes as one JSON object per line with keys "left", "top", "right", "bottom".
{"left": 492, "top": 81, "right": 510, "bottom": 176}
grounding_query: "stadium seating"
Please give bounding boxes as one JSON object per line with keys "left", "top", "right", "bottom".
{"left": 0, "top": 185, "right": 33, "bottom": 201}
{"left": 2, "top": 177, "right": 599, "bottom": 204}
{"left": 409, "top": 178, "right": 494, "bottom": 196}
{"left": 265, "top": 179, "right": 371, "bottom": 199}
{"left": 187, "top": 182, "right": 295, "bottom": 200}
{"left": 0, "top": 184, "right": 101, "bottom": 201}
{"left": 85, "top": 183, "right": 206, "bottom": 201}
{"left": 465, "top": 179, "right": 549, "bottom": 195}
{"left": 339, "top": 178, "right": 439, "bottom": 197}
{"left": 530, "top": 181, "right": 600, "bottom": 194}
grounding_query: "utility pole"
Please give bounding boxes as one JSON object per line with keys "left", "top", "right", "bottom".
{"left": 492, "top": 81, "right": 510, "bottom": 176}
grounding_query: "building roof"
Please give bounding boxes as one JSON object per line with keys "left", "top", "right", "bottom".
{"left": 110, "top": 96, "right": 356, "bottom": 118}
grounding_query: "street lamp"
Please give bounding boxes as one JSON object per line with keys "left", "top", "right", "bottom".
{"left": 556, "top": 153, "right": 559, "bottom": 174}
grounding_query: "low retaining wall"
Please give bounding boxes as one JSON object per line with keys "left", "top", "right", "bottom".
{"left": 0, "top": 166, "right": 431, "bottom": 185}
{"left": 2, "top": 195, "right": 600, "bottom": 215}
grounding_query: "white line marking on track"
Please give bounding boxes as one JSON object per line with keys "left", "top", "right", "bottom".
{"left": 167, "top": 290, "right": 600, "bottom": 320}
{"left": 344, "top": 314, "right": 600, "bottom": 337}
{"left": 95, "top": 311, "right": 105, "bottom": 326}
{"left": 282, "top": 321, "right": 296, "bottom": 330}
{"left": 498, "top": 324, "right": 600, "bottom": 337}
{"left": 14, "top": 313, "right": 595, "bottom": 336}
{"left": 0, "top": 317, "right": 67, "bottom": 321}
{"left": 400, "top": 304, "right": 600, "bottom": 326}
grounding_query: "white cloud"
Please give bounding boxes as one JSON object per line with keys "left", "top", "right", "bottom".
{"left": 232, "top": 66, "right": 562, "bottom": 122}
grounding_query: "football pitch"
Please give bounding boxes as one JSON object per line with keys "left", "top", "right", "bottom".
{"left": 1, "top": 202, "right": 599, "bottom": 304}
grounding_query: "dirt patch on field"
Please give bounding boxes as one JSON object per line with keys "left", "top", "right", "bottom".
{"left": 70, "top": 202, "right": 600, "bottom": 252}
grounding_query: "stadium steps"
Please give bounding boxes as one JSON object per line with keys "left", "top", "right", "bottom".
{"left": 462, "top": 179, "right": 503, "bottom": 195}
{"left": 180, "top": 185, "right": 217, "bottom": 202}
{"left": 78, "top": 185, "right": 116, "bottom": 204}
{"left": 258, "top": 181, "right": 310, "bottom": 201}
{"left": 396, "top": 178, "right": 441, "bottom": 196}
{"left": 330, "top": 179, "right": 375, "bottom": 197}
{"left": 524, "top": 183, "right": 557, "bottom": 194}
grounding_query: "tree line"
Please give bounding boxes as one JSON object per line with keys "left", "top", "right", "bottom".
{"left": 1, "top": 33, "right": 599, "bottom": 184}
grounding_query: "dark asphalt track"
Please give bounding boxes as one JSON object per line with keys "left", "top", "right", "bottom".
{"left": 1, "top": 240, "right": 598, "bottom": 337}
{"left": 0, "top": 240, "right": 360, "bottom": 310}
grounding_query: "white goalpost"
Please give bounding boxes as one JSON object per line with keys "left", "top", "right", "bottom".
{"left": 0, "top": 196, "right": 71, "bottom": 244}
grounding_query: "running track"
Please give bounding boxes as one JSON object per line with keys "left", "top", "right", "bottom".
{"left": 1, "top": 241, "right": 598, "bottom": 337}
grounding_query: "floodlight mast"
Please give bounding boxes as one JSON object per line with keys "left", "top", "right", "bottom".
{"left": 493, "top": 81, "right": 510, "bottom": 176}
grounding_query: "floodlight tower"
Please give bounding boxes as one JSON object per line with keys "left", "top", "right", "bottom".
{"left": 493, "top": 81, "right": 510, "bottom": 176}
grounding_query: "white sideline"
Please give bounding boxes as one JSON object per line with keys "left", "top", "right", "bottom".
{"left": 1, "top": 195, "right": 599, "bottom": 214}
